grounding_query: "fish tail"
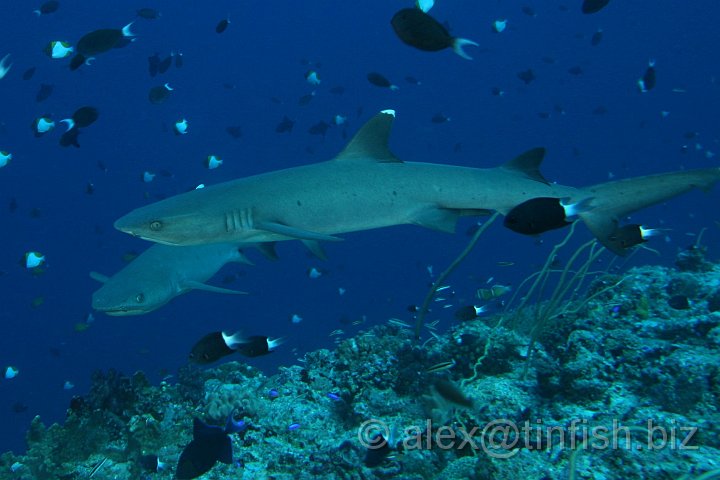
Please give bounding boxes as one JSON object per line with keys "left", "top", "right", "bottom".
{"left": 580, "top": 167, "right": 720, "bottom": 254}
{"left": 122, "top": 22, "right": 135, "bottom": 37}
{"left": 222, "top": 330, "right": 247, "bottom": 350}
{"left": 452, "top": 38, "right": 479, "bottom": 60}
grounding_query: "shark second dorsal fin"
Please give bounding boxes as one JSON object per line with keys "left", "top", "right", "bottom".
{"left": 501, "top": 147, "right": 549, "bottom": 185}
{"left": 335, "top": 109, "right": 402, "bottom": 163}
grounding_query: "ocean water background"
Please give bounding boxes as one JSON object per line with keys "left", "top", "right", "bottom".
{"left": 0, "top": 0, "right": 718, "bottom": 455}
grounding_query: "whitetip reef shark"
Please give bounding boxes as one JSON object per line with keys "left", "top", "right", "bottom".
{"left": 90, "top": 243, "right": 251, "bottom": 316}
{"left": 114, "top": 109, "right": 720, "bottom": 256}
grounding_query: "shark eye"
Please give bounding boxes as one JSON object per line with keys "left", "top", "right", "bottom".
{"left": 149, "top": 220, "right": 163, "bottom": 231}
{"left": 135, "top": 293, "right": 145, "bottom": 303}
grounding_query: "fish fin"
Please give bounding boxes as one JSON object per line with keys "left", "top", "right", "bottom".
{"left": 89, "top": 271, "right": 110, "bottom": 283}
{"left": 501, "top": 147, "right": 550, "bottom": 184}
{"left": 580, "top": 212, "right": 627, "bottom": 256}
{"left": 222, "top": 331, "right": 248, "bottom": 349}
{"left": 122, "top": 22, "right": 135, "bottom": 37}
{"left": 185, "top": 281, "right": 248, "bottom": 295}
{"left": 218, "top": 437, "right": 234, "bottom": 464}
{"left": 255, "top": 242, "right": 279, "bottom": 261}
{"left": 452, "top": 38, "right": 479, "bottom": 60}
{"left": 301, "top": 240, "right": 328, "bottom": 260}
{"left": 192, "top": 417, "right": 217, "bottom": 439}
{"left": 334, "top": 110, "right": 402, "bottom": 163}
{"left": 230, "top": 248, "right": 254, "bottom": 265}
{"left": 256, "top": 221, "right": 343, "bottom": 242}
{"left": 412, "top": 207, "right": 460, "bottom": 233}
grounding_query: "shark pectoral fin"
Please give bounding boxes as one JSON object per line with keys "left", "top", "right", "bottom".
{"left": 256, "top": 242, "right": 279, "bottom": 261}
{"left": 89, "top": 271, "right": 110, "bottom": 283}
{"left": 301, "top": 240, "right": 328, "bottom": 260}
{"left": 334, "top": 110, "right": 402, "bottom": 163}
{"left": 501, "top": 147, "right": 550, "bottom": 185}
{"left": 185, "top": 281, "right": 248, "bottom": 295}
{"left": 412, "top": 208, "right": 461, "bottom": 233}
{"left": 256, "top": 221, "right": 343, "bottom": 242}
{"left": 580, "top": 212, "right": 627, "bottom": 256}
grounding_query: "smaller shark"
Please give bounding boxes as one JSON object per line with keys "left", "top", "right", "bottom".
{"left": 90, "top": 243, "right": 251, "bottom": 316}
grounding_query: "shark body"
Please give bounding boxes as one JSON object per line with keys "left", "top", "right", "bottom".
{"left": 91, "top": 243, "right": 250, "bottom": 316}
{"left": 115, "top": 110, "right": 720, "bottom": 255}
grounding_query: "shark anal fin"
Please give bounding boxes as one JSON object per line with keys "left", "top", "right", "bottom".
{"left": 255, "top": 242, "right": 279, "bottom": 261}
{"left": 301, "top": 240, "right": 328, "bottom": 260}
{"left": 334, "top": 110, "right": 402, "bottom": 163}
{"left": 256, "top": 221, "right": 343, "bottom": 242}
{"left": 580, "top": 212, "right": 627, "bottom": 256}
{"left": 412, "top": 207, "right": 461, "bottom": 233}
{"left": 231, "top": 249, "right": 254, "bottom": 265}
{"left": 185, "top": 281, "right": 248, "bottom": 295}
{"left": 501, "top": 147, "right": 550, "bottom": 185}
{"left": 89, "top": 271, "right": 110, "bottom": 283}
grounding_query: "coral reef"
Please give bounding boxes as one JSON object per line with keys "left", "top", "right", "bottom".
{"left": 1, "top": 250, "right": 719, "bottom": 479}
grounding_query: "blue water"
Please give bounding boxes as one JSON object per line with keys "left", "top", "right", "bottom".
{"left": 0, "top": 0, "right": 718, "bottom": 454}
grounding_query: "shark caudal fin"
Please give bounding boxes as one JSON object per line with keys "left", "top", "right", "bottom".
{"left": 579, "top": 166, "right": 720, "bottom": 255}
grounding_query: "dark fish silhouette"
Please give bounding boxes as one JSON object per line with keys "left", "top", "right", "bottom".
{"left": 59, "top": 127, "right": 81, "bottom": 148}
{"left": 22, "top": 67, "right": 36, "bottom": 80}
{"left": 189, "top": 332, "right": 236, "bottom": 364}
{"left": 216, "top": 19, "right": 230, "bottom": 33}
{"left": 70, "top": 106, "right": 99, "bottom": 128}
{"left": 226, "top": 126, "right": 242, "bottom": 139}
{"left": 504, "top": 196, "right": 591, "bottom": 235}
{"left": 148, "top": 84, "right": 172, "bottom": 104}
{"left": 148, "top": 53, "right": 160, "bottom": 76}
{"left": 591, "top": 29, "right": 603, "bottom": 46}
{"left": 70, "top": 23, "right": 134, "bottom": 70}
{"left": 35, "top": 83, "right": 53, "bottom": 102}
{"left": 638, "top": 61, "right": 656, "bottom": 93}
{"left": 34, "top": 0, "right": 59, "bottom": 16}
{"left": 298, "top": 92, "right": 314, "bottom": 106}
{"left": 367, "top": 72, "right": 398, "bottom": 90}
{"left": 582, "top": 0, "right": 610, "bottom": 14}
{"left": 517, "top": 69, "right": 535, "bottom": 85}
{"left": 176, "top": 416, "right": 245, "bottom": 479}
{"left": 275, "top": 116, "right": 294, "bottom": 133}
{"left": 391, "top": 8, "right": 478, "bottom": 60}
{"left": 137, "top": 8, "right": 160, "bottom": 19}
{"left": 157, "top": 55, "right": 172, "bottom": 74}
{"left": 308, "top": 120, "right": 330, "bottom": 137}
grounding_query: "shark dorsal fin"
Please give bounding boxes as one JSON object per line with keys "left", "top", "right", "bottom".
{"left": 501, "top": 147, "right": 549, "bottom": 185}
{"left": 335, "top": 110, "right": 402, "bottom": 163}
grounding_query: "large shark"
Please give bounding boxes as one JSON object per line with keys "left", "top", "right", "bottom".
{"left": 90, "top": 243, "right": 251, "bottom": 316}
{"left": 114, "top": 110, "right": 720, "bottom": 255}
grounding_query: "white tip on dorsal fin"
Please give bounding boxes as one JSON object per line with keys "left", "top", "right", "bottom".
{"left": 335, "top": 110, "right": 402, "bottom": 163}
{"left": 501, "top": 147, "right": 550, "bottom": 185}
